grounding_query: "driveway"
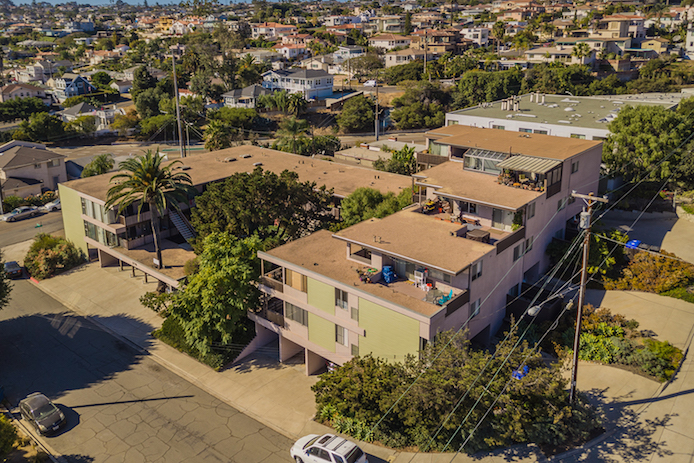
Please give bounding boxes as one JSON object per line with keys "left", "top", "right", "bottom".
{"left": 596, "top": 210, "right": 694, "bottom": 264}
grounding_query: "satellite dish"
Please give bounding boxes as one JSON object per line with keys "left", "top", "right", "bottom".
{"left": 673, "top": 35, "right": 682, "bottom": 42}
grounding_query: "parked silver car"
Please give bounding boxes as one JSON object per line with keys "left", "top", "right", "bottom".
{"left": 39, "top": 198, "right": 61, "bottom": 212}
{"left": 1, "top": 206, "right": 38, "bottom": 222}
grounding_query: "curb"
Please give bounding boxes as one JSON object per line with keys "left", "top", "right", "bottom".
{"left": 26, "top": 277, "right": 303, "bottom": 443}
{"left": 2, "top": 405, "right": 63, "bottom": 463}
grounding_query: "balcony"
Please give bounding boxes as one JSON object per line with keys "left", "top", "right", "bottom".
{"left": 251, "top": 296, "right": 285, "bottom": 328}
{"left": 260, "top": 267, "right": 284, "bottom": 293}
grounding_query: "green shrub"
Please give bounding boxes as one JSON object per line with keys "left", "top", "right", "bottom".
{"left": 682, "top": 203, "right": 694, "bottom": 215}
{"left": 578, "top": 332, "right": 621, "bottom": 364}
{"left": 152, "top": 317, "right": 227, "bottom": 371}
{"left": 24, "top": 233, "right": 85, "bottom": 280}
{"left": 660, "top": 287, "right": 694, "bottom": 303}
{"left": 139, "top": 291, "right": 172, "bottom": 314}
{"left": 0, "top": 414, "right": 17, "bottom": 459}
{"left": 604, "top": 250, "right": 694, "bottom": 294}
{"left": 2, "top": 195, "right": 25, "bottom": 211}
{"left": 639, "top": 339, "right": 683, "bottom": 382}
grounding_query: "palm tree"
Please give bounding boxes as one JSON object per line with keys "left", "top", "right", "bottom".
{"left": 256, "top": 93, "right": 276, "bottom": 111}
{"left": 288, "top": 92, "right": 308, "bottom": 115}
{"left": 274, "top": 90, "right": 290, "bottom": 113}
{"left": 239, "top": 54, "right": 257, "bottom": 70}
{"left": 276, "top": 117, "right": 310, "bottom": 155}
{"left": 105, "top": 150, "right": 195, "bottom": 270}
{"left": 204, "top": 120, "right": 234, "bottom": 151}
{"left": 572, "top": 42, "right": 591, "bottom": 63}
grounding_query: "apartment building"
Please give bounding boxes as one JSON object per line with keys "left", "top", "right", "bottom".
{"left": 251, "top": 126, "right": 602, "bottom": 375}
{"left": 368, "top": 34, "right": 411, "bottom": 50}
{"left": 444, "top": 93, "right": 681, "bottom": 141}
{"left": 261, "top": 69, "right": 333, "bottom": 99}
{"left": 58, "top": 146, "right": 411, "bottom": 289}
{"left": 459, "top": 27, "right": 490, "bottom": 47}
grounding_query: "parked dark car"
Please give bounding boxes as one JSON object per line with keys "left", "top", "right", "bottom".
{"left": 18, "top": 393, "right": 66, "bottom": 435}
{"left": 3, "top": 261, "right": 22, "bottom": 279}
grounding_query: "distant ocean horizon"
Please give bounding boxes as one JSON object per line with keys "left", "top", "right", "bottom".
{"left": 12, "top": 0, "right": 264, "bottom": 5}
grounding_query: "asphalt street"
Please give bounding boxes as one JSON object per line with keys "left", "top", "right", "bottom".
{"left": 0, "top": 280, "right": 294, "bottom": 463}
{"left": 0, "top": 210, "right": 63, "bottom": 250}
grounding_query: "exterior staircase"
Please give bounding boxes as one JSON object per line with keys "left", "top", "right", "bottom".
{"left": 168, "top": 209, "right": 196, "bottom": 242}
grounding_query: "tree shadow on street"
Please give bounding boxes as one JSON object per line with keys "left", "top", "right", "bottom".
{"left": 0, "top": 312, "right": 153, "bottom": 405}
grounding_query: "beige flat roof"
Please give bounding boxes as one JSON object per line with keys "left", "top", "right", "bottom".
{"left": 263, "top": 229, "right": 458, "bottom": 318}
{"left": 415, "top": 161, "right": 543, "bottom": 210}
{"left": 334, "top": 207, "right": 492, "bottom": 275}
{"left": 427, "top": 125, "right": 601, "bottom": 160}
{"left": 64, "top": 145, "right": 413, "bottom": 203}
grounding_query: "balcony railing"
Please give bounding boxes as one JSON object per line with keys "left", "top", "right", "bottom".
{"left": 445, "top": 289, "right": 470, "bottom": 316}
{"left": 260, "top": 274, "right": 284, "bottom": 293}
{"left": 495, "top": 226, "right": 526, "bottom": 255}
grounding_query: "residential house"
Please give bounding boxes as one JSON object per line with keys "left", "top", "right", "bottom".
{"left": 0, "top": 83, "right": 50, "bottom": 105}
{"left": 498, "top": 9, "right": 532, "bottom": 21}
{"left": 122, "top": 66, "right": 166, "bottom": 82}
{"left": 385, "top": 48, "right": 435, "bottom": 68}
{"left": 252, "top": 125, "right": 601, "bottom": 374}
{"left": 57, "top": 145, "right": 411, "bottom": 290}
{"left": 262, "top": 68, "right": 333, "bottom": 99}
{"left": 333, "top": 46, "right": 365, "bottom": 62}
{"left": 459, "top": 27, "right": 490, "bottom": 47}
{"left": 88, "top": 49, "right": 123, "bottom": 65}
{"left": 524, "top": 45, "right": 596, "bottom": 66}
{"left": 251, "top": 22, "right": 298, "bottom": 39}
{"left": 170, "top": 19, "right": 202, "bottom": 35}
{"left": 58, "top": 102, "right": 97, "bottom": 123}
{"left": 282, "top": 34, "right": 314, "bottom": 46}
{"left": 51, "top": 73, "right": 97, "bottom": 103}
{"left": 0, "top": 141, "right": 67, "bottom": 197}
{"left": 637, "top": 37, "right": 671, "bottom": 57}
{"left": 110, "top": 80, "right": 133, "bottom": 93}
{"left": 590, "top": 16, "right": 630, "bottom": 39}
{"left": 411, "top": 29, "right": 459, "bottom": 55}
{"left": 275, "top": 44, "right": 308, "bottom": 60}
{"left": 368, "top": 34, "right": 412, "bottom": 50}
{"left": 222, "top": 84, "right": 273, "bottom": 109}
{"left": 555, "top": 37, "right": 632, "bottom": 57}
{"left": 370, "top": 15, "right": 405, "bottom": 33}
{"left": 321, "top": 15, "right": 362, "bottom": 27}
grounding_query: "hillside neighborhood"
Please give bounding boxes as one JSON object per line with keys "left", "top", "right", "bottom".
{"left": 0, "top": 0, "right": 694, "bottom": 462}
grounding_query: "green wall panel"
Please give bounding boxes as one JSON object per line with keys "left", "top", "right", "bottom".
{"left": 358, "top": 298, "right": 420, "bottom": 363}
{"left": 307, "top": 277, "right": 335, "bottom": 315}
{"left": 58, "top": 184, "right": 88, "bottom": 255}
{"left": 308, "top": 313, "right": 335, "bottom": 354}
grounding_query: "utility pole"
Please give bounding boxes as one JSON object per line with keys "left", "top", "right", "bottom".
{"left": 569, "top": 191, "right": 608, "bottom": 404}
{"left": 375, "top": 77, "right": 379, "bottom": 141}
{"left": 171, "top": 53, "right": 186, "bottom": 158}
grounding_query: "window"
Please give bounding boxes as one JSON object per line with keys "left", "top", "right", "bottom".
{"left": 570, "top": 133, "right": 586, "bottom": 139}
{"left": 307, "top": 447, "right": 331, "bottom": 461}
{"left": 448, "top": 120, "right": 458, "bottom": 125}
{"left": 525, "top": 236, "right": 534, "bottom": 252}
{"left": 335, "top": 325, "right": 347, "bottom": 346}
{"left": 285, "top": 269, "right": 307, "bottom": 292}
{"left": 527, "top": 201, "right": 535, "bottom": 219}
{"left": 285, "top": 302, "right": 308, "bottom": 326}
{"left": 335, "top": 288, "right": 348, "bottom": 310}
{"left": 351, "top": 344, "right": 359, "bottom": 356}
{"left": 471, "top": 260, "right": 482, "bottom": 281}
{"left": 350, "top": 306, "right": 359, "bottom": 321}
{"left": 34, "top": 163, "right": 41, "bottom": 169}
{"left": 492, "top": 125, "right": 505, "bottom": 130}
{"left": 471, "top": 298, "right": 480, "bottom": 318}
{"left": 557, "top": 198, "right": 567, "bottom": 211}
{"left": 513, "top": 242, "right": 526, "bottom": 261}
{"left": 50, "top": 159, "right": 60, "bottom": 167}
{"left": 571, "top": 160, "right": 579, "bottom": 174}
{"left": 548, "top": 166, "right": 562, "bottom": 186}
{"left": 428, "top": 268, "right": 452, "bottom": 284}
{"left": 533, "top": 129, "right": 548, "bottom": 135}
{"left": 519, "top": 128, "right": 532, "bottom": 133}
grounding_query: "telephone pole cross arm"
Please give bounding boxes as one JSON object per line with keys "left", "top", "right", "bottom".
{"left": 569, "top": 191, "right": 608, "bottom": 404}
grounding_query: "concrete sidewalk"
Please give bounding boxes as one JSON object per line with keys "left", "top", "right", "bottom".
{"left": 30, "top": 262, "right": 322, "bottom": 441}
{"left": 23, "top": 261, "right": 694, "bottom": 463}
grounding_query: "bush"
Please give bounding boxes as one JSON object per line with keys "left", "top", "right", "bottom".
{"left": 24, "top": 233, "right": 85, "bottom": 280}
{"left": 639, "top": 339, "right": 683, "bottom": 382}
{"left": 604, "top": 250, "right": 694, "bottom": 294}
{"left": 139, "top": 291, "right": 172, "bottom": 315}
{"left": 660, "top": 287, "right": 694, "bottom": 303}
{"left": 0, "top": 414, "right": 17, "bottom": 460}
{"left": 152, "top": 317, "right": 227, "bottom": 371}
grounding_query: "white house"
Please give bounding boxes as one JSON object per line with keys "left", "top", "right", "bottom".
{"left": 368, "top": 34, "right": 412, "bottom": 50}
{"left": 275, "top": 44, "right": 307, "bottom": 60}
{"left": 459, "top": 27, "right": 490, "bottom": 47}
{"left": 222, "top": 84, "right": 273, "bottom": 108}
{"left": 262, "top": 69, "right": 333, "bottom": 100}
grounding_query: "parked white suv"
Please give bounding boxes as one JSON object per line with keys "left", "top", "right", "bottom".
{"left": 290, "top": 434, "right": 368, "bottom": 463}
{"left": 363, "top": 80, "right": 377, "bottom": 87}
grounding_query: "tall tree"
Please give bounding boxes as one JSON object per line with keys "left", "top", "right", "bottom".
{"left": 105, "top": 150, "right": 195, "bottom": 269}
{"left": 0, "top": 251, "right": 13, "bottom": 312}
{"left": 603, "top": 104, "right": 688, "bottom": 181}
{"left": 190, "top": 167, "right": 335, "bottom": 245}
{"left": 81, "top": 153, "right": 115, "bottom": 178}
{"left": 169, "top": 232, "right": 261, "bottom": 356}
{"left": 203, "top": 119, "right": 234, "bottom": 151}
{"left": 131, "top": 66, "right": 157, "bottom": 101}
{"left": 276, "top": 116, "right": 310, "bottom": 154}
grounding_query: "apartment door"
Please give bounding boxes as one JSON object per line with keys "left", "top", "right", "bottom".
{"left": 492, "top": 208, "right": 504, "bottom": 229}
{"left": 394, "top": 259, "right": 416, "bottom": 281}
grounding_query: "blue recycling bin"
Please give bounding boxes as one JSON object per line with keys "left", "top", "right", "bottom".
{"left": 626, "top": 239, "right": 641, "bottom": 250}
{"left": 382, "top": 266, "right": 396, "bottom": 284}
